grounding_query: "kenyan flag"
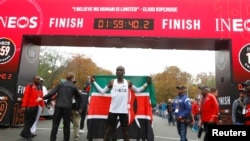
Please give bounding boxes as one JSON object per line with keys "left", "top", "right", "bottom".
{"left": 87, "top": 75, "right": 156, "bottom": 141}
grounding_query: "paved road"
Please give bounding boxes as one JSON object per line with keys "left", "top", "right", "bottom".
{"left": 0, "top": 115, "right": 201, "bottom": 141}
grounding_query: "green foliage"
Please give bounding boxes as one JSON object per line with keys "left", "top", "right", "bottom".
{"left": 38, "top": 47, "right": 215, "bottom": 102}
{"left": 38, "top": 47, "right": 112, "bottom": 89}
{"left": 38, "top": 47, "right": 68, "bottom": 89}
{"left": 152, "top": 66, "right": 215, "bottom": 103}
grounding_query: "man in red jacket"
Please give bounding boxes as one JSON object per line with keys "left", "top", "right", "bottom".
{"left": 20, "top": 75, "right": 45, "bottom": 141}
{"left": 198, "top": 86, "right": 219, "bottom": 141}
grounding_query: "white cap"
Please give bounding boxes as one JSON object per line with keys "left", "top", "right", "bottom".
{"left": 40, "top": 78, "right": 44, "bottom": 82}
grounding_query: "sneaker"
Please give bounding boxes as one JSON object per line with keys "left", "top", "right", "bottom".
{"left": 79, "top": 129, "right": 84, "bottom": 133}
{"left": 31, "top": 133, "right": 37, "bottom": 138}
{"left": 20, "top": 134, "right": 32, "bottom": 141}
{"left": 192, "top": 127, "right": 198, "bottom": 132}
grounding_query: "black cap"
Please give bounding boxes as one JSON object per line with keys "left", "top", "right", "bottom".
{"left": 241, "top": 80, "right": 250, "bottom": 86}
{"left": 198, "top": 85, "right": 210, "bottom": 91}
{"left": 176, "top": 85, "right": 186, "bottom": 90}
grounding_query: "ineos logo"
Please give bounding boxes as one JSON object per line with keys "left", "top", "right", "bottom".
{"left": 0, "top": 16, "right": 38, "bottom": 29}
{"left": 239, "top": 44, "right": 250, "bottom": 72}
{"left": 0, "top": 0, "right": 43, "bottom": 34}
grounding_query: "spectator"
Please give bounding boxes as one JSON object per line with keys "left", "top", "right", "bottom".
{"left": 153, "top": 103, "right": 160, "bottom": 116}
{"left": 71, "top": 80, "right": 82, "bottom": 141}
{"left": 158, "top": 103, "right": 162, "bottom": 117}
{"left": 190, "top": 99, "right": 199, "bottom": 132}
{"left": 241, "top": 80, "right": 250, "bottom": 125}
{"left": 198, "top": 86, "right": 219, "bottom": 141}
{"left": 173, "top": 85, "right": 191, "bottom": 141}
{"left": 43, "top": 72, "right": 83, "bottom": 141}
{"left": 152, "top": 104, "right": 158, "bottom": 115}
{"left": 166, "top": 99, "right": 175, "bottom": 126}
{"left": 79, "top": 80, "right": 90, "bottom": 133}
{"left": 231, "top": 83, "right": 247, "bottom": 125}
{"left": 20, "top": 75, "right": 45, "bottom": 141}
{"left": 161, "top": 102, "right": 167, "bottom": 119}
{"left": 210, "top": 88, "right": 222, "bottom": 124}
{"left": 30, "top": 78, "right": 47, "bottom": 137}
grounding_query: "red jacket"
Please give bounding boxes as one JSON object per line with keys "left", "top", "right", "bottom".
{"left": 22, "top": 83, "right": 45, "bottom": 107}
{"left": 191, "top": 101, "right": 199, "bottom": 115}
{"left": 200, "top": 93, "right": 219, "bottom": 123}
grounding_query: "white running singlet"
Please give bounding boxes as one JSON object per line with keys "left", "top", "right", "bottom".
{"left": 109, "top": 79, "right": 129, "bottom": 113}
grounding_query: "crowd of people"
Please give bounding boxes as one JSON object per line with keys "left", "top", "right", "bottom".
{"left": 19, "top": 66, "right": 151, "bottom": 141}
{"left": 19, "top": 68, "right": 250, "bottom": 141}
{"left": 20, "top": 73, "right": 90, "bottom": 141}
{"left": 152, "top": 80, "right": 250, "bottom": 141}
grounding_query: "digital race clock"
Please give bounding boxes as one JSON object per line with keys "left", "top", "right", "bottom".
{"left": 94, "top": 18, "right": 154, "bottom": 30}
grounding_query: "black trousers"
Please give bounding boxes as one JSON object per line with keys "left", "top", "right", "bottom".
{"left": 80, "top": 108, "right": 87, "bottom": 129}
{"left": 20, "top": 106, "right": 38, "bottom": 138}
{"left": 203, "top": 122, "right": 216, "bottom": 141}
{"left": 50, "top": 107, "right": 71, "bottom": 141}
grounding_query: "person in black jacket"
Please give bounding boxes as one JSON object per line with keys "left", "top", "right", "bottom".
{"left": 43, "top": 72, "right": 83, "bottom": 141}
{"left": 231, "top": 84, "right": 246, "bottom": 125}
{"left": 242, "top": 80, "right": 250, "bottom": 125}
{"left": 166, "top": 99, "right": 175, "bottom": 126}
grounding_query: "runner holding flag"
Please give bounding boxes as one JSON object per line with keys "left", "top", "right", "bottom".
{"left": 91, "top": 65, "right": 151, "bottom": 141}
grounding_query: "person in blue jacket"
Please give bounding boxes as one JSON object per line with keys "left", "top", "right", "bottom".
{"left": 173, "top": 85, "right": 192, "bottom": 141}
{"left": 160, "top": 102, "right": 167, "bottom": 119}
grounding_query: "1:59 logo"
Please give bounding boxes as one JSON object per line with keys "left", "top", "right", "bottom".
{"left": 0, "top": 37, "right": 16, "bottom": 64}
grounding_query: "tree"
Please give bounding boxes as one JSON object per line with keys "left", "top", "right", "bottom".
{"left": 38, "top": 47, "right": 69, "bottom": 89}
{"left": 61, "top": 54, "right": 112, "bottom": 88}
{"left": 195, "top": 72, "right": 216, "bottom": 88}
{"left": 152, "top": 66, "right": 216, "bottom": 103}
{"left": 38, "top": 47, "right": 113, "bottom": 89}
{"left": 153, "top": 66, "right": 192, "bottom": 103}
{"left": 38, "top": 47, "right": 216, "bottom": 103}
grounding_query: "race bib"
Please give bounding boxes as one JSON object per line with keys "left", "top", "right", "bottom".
{"left": 175, "top": 109, "right": 179, "bottom": 113}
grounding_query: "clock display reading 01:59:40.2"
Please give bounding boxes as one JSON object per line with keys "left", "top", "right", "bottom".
{"left": 94, "top": 18, "right": 154, "bottom": 30}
